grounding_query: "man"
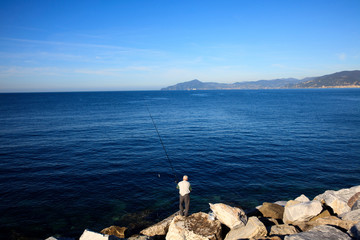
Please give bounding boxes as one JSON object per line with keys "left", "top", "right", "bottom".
{"left": 177, "top": 175, "right": 192, "bottom": 217}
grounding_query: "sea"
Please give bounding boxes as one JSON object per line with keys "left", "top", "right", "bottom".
{"left": 0, "top": 89, "right": 359, "bottom": 239}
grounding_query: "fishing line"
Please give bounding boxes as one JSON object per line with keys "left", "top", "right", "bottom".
{"left": 145, "top": 104, "right": 178, "bottom": 183}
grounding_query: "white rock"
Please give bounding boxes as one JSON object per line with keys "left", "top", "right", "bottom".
{"left": 314, "top": 185, "right": 360, "bottom": 215}
{"left": 283, "top": 200, "right": 322, "bottom": 224}
{"left": 340, "top": 209, "right": 360, "bottom": 222}
{"left": 295, "top": 194, "right": 310, "bottom": 203}
{"left": 348, "top": 222, "right": 360, "bottom": 240}
{"left": 209, "top": 203, "right": 247, "bottom": 229}
{"left": 140, "top": 211, "right": 178, "bottom": 236}
{"left": 224, "top": 216, "right": 267, "bottom": 240}
{"left": 79, "top": 229, "right": 110, "bottom": 240}
{"left": 166, "top": 212, "right": 222, "bottom": 240}
{"left": 274, "top": 201, "right": 288, "bottom": 207}
{"left": 284, "top": 225, "right": 351, "bottom": 240}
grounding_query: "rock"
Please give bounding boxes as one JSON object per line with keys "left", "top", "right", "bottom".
{"left": 348, "top": 192, "right": 360, "bottom": 208}
{"left": 127, "top": 235, "right": 154, "bottom": 240}
{"left": 165, "top": 212, "right": 222, "bottom": 240}
{"left": 295, "top": 194, "right": 310, "bottom": 203}
{"left": 284, "top": 225, "right": 351, "bottom": 240}
{"left": 309, "top": 209, "right": 331, "bottom": 221}
{"left": 348, "top": 222, "right": 360, "bottom": 239}
{"left": 258, "top": 202, "right": 284, "bottom": 219}
{"left": 311, "top": 216, "right": 357, "bottom": 231}
{"left": 340, "top": 209, "right": 360, "bottom": 222}
{"left": 225, "top": 216, "right": 267, "bottom": 240}
{"left": 79, "top": 229, "right": 115, "bottom": 240}
{"left": 269, "top": 224, "right": 299, "bottom": 236}
{"left": 209, "top": 203, "right": 247, "bottom": 229}
{"left": 285, "top": 200, "right": 300, "bottom": 208}
{"left": 353, "top": 200, "right": 360, "bottom": 211}
{"left": 274, "top": 201, "right": 287, "bottom": 207}
{"left": 314, "top": 185, "right": 360, "bottom": 215}
{"left": 283, "top": 200, "right": 322, "bottom": 224}
{"left": 140, "top": 212, "right": 178, "bottom": 236}
{"left": 101, "top": 226, "right": 127, "bottom": 238}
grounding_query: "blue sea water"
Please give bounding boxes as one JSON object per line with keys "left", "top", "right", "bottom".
{"left": 0, "top": 89, "right": 359, "bottom": 239}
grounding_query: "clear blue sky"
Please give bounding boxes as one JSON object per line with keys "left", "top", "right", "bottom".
{"left": 1, "top": 0, "right": 360, "bottom": 92}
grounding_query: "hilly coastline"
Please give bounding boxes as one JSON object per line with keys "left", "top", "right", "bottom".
{"left": 161, "top": 70, "right": 360, "bottom": 90}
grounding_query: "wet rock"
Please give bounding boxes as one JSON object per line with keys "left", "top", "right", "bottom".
{"left": 258, "top": 202, "right": 284, "bottom": 219}
{"left": 283, "top": 200, "right": 322, "bottom": 224}
{"left": 224, "top": 216, "right": 267, "bottom": 240}
{"left": 140, "top": 211, "right": 178, "bottom": 236}
{"left": 314, "top": 185, "right": 360, "bottom": 215}
{"left": 348, "top": 222, "right": 360, "bottom": 240}
{"left": 209, "top": 203, "right": 247, "bottom": 229}
{"left": 269, "top": 224, "right": 299, "bottom": 236}
{"left": 295, "top": 194, "right": 310, "bottom": 203}
{"left": 348, "top": 192, "right": 360, "bottom": 208}
{"left": 284, "top": 225, "right": 351, "bottom": 240}
{"left": 166, "top": 212, "right": 222, "bottom": 240}
{"left": 101, "top": 226, "right": 127, "bottom": 238}
{"left": 340, "top": 209, "right": 360, "bottom": 222}
{"left": 353, "top": 200, "right": 360, "bottom": 211}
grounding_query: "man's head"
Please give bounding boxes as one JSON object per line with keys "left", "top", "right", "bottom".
{"left": 183, "top": 175, "right": 188, "bottom": 181}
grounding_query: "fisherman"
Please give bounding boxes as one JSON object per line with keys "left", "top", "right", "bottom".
{"left": 177, "top": 175, "right": 192, "bottom": 217}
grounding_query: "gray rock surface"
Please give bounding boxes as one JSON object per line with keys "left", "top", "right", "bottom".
{"left": 340, "top": 209, "right": 360, "bottom": 222}
{"left": 284, "top": 225, "right": 351, "bottom": 240}
{"left": 209, "top": 203, "right": 247, "bottom": 229}
{"left": 283, "top": 200, "right": 322, "bottom": 224}
{"left": 353, "top": 200, "right": 360, "bottom": 211}
{"left": 348, "top": 222, "right": 360, "bottom": 240}
{"left": 225, "top": 216, "right": 267, "bottom": 240}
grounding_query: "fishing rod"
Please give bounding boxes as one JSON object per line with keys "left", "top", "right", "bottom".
{"left": 146, "top": 105, "right": 178, "bottom": 183}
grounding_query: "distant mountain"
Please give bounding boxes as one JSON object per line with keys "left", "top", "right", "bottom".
{"left": 287, "top": 70, "right": 360, "bottom": 88}
{"left": 161, "top": 70, "right": 360, "bottom": 90}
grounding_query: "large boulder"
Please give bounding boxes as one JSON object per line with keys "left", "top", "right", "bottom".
{"left": 309, "top": 216, "right": 357, "bottom": 231}
{"left": 284, "top": 225, "right": 351, "bottom": 240}
{"left": 258, "top": 202, "right": 284, "bottom": 219}
{"left": 348, "top": 192, "right": 360, "bottom": 208}
{"left": 224, "top": 216, "right": 267, "bottom": 240}
{"left": 269, "top": 224, "right": 299, "bottom": 236}
{"left": 309, "top": 209, "right": 331, "bottom": 222}
{"left": 140, "top": 212, "right": 178, "bottom": 236}
{"left": 340, "top": 209, "right": 360, "bottom": 222}
{"left": 348, "top": 222, "right": 360, "bottom": 240}
{"left": 165, "top": 212, "right": 222, "bottom": 240}
{"left": 295, "top": 194, "right": 310, "bottom": 203}
{"left": 209, "top": 203, "right": 247, "bottom": 229}
{"left": 283, "top": 200, "right": 322, "bottom": 224}
{"left": 314, "top": 185, "right": 360, "bottom": 215}
{"left": 101, "top": 226, "right": 127, "bottom": 238}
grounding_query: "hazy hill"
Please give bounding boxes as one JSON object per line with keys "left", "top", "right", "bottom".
{"left": 161, "top": 70, "right": 360, "bottom": 90}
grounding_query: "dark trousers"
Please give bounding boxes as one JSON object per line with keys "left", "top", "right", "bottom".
{"left": 179, "top": 194, "right": 190, "bottom": 217}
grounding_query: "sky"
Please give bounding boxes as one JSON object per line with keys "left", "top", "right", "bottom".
{"left": 0, "top": 0, "right": 360, "bottom": 92}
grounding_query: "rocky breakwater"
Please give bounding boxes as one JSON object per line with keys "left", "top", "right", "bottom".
{"left": 47, "top": 185, "right": 360, "bottom": 240}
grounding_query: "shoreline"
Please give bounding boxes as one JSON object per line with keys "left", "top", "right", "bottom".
{"left": 46, "top": 185, "right": 360, "bottom": 240}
